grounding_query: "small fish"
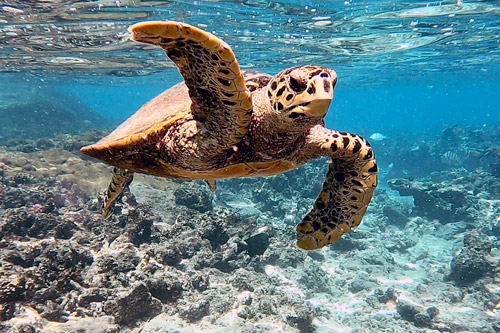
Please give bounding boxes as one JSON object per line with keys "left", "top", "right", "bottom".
{"left": 369, "top": 133, "right": 387, "bottom": 141}
{"left": 441, "top": 151, "right": 461, "bottom": 166}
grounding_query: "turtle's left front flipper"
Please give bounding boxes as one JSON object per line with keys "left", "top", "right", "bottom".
{"left": 128, "top": 21, "right": 252, "bottom": 151}
{"left": 294, "top": 126, "right": 377, "bottom": 250}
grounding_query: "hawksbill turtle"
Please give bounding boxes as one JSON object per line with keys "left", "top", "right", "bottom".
{"left": 81, "top": 21, "right": 378, "bottom": 250}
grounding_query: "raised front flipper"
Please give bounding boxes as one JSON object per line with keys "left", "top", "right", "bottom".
{"left": 294, "top": 126, "right": 378, "bottom": 250}
{"left": 128, "top": 21, "right": 252, "bottom": 151}
{"left": 102, "top": 167, "right": 134, "bottom": 219}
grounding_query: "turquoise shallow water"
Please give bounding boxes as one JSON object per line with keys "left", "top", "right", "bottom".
{"left": 1, "top": 0, "right": 499, "bottom": 136}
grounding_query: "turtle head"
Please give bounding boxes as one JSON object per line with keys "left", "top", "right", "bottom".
{"left": 266, "top": 66, "right": 337, "bottom": 131}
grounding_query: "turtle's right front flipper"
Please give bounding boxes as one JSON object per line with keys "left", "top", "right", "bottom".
{"left": 102, "top": 167, "right": 134, "bottom": 219}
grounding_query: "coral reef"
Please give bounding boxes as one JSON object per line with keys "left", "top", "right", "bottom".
{"left": 0, "top": 161, "right": 316, "bottom": 331}
{"left": 174, "top": 181, "right": 213, "bottom": 213}
{"left": 0, "top": 126, "right": 500, "bottom": 332}
{"left": 396, "top": 299, "right": 439, "bottom": 328}
{"left": 378, "top": 125, "right": 500, "bottom": 180}
{"left": 449, "top": 229, "right": 494, "bottom": 286}
{"left": 388, "top": 169, "right": 499, "bottom": 224}
{"left": 387, "top": 175, "right": 473, "bottom": 224}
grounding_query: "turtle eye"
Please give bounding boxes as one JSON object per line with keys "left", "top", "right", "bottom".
{"left": 289, "top": 70, "right": 308, "bottom": 93}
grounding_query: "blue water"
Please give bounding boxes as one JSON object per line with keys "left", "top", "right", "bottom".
{"left": 60, "top": 76, "right": 500, "bottom": 137}
{"left": 2, "top": 0, "right": 499, "bottom": 140}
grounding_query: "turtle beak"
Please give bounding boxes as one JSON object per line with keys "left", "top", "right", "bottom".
{"left": 303, "top": 99, "right": 332, "bottom": 118}
{"left": 303, "top": 70, "right": 337, "bottom": 118}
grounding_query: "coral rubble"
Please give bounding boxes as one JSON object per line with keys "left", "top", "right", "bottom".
{"left": 1, "top": 126, "right": 499, "bottom": 332}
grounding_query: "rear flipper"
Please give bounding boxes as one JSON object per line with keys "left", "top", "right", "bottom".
{"left": 102, "top": 167, "right": 134, "bottom": 219}
{"left": 295, "top": 127, "right": 377, "bottom": 250}
{"left": 205, "top": 179, "right": 217, "bottom": 192}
